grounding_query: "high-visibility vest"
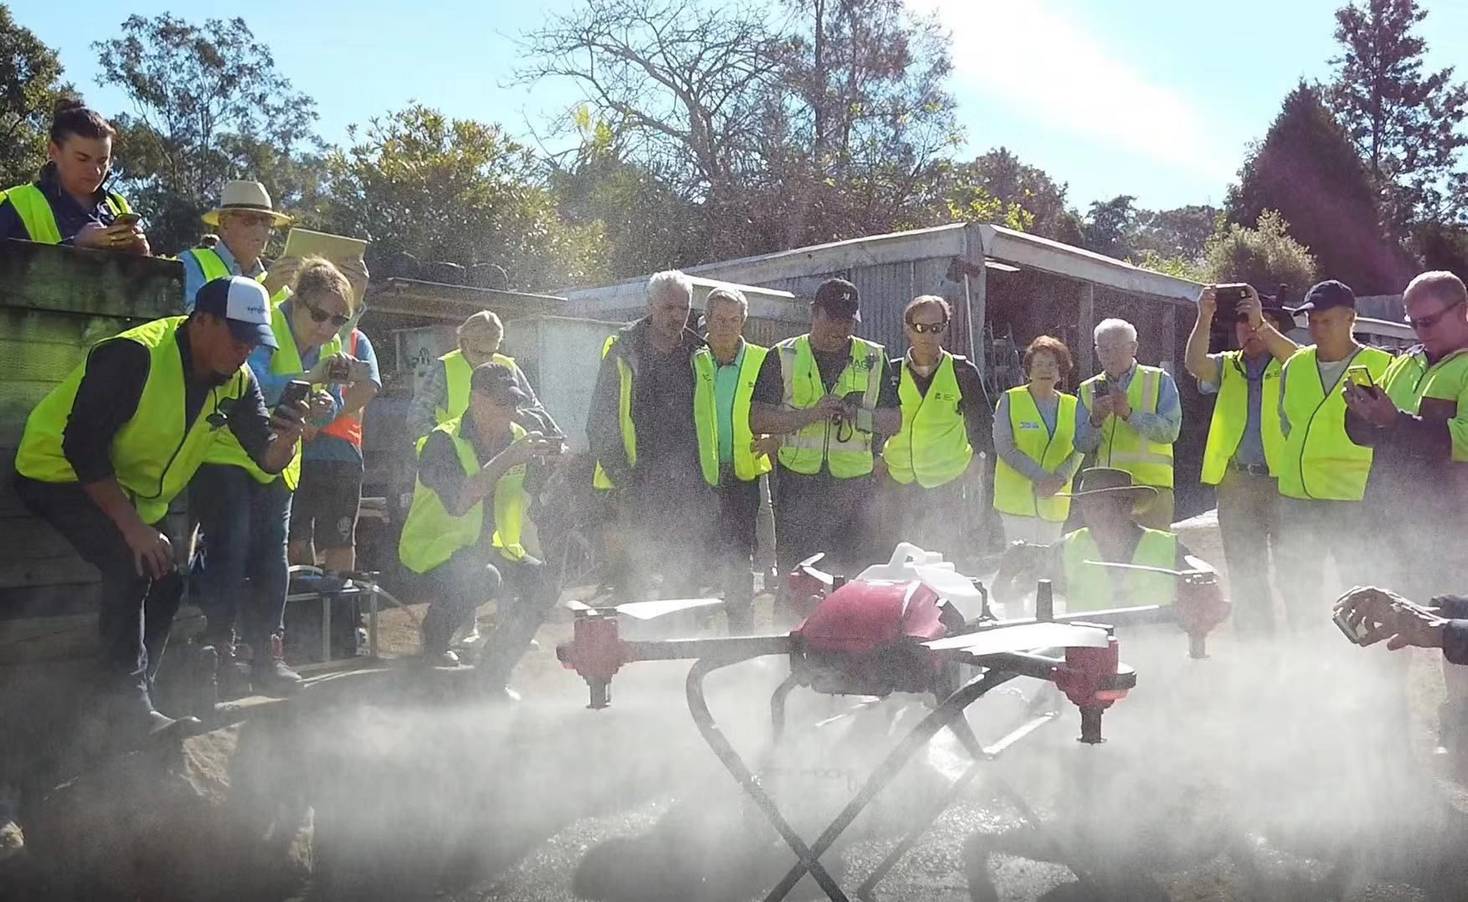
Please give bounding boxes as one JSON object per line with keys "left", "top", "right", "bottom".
{"left": 1078, "top": 366, "right": 1174, "bottom": 488}
{"left": 774, "top": 335, "right": 886, "bottom": 478}
{"left": 398, "top": 419, "right": 527, "bottom": 573}
{"left": 15, "top": 316, "right": 250, "bottom": 525}
{"left": 1277, "top": 345, "right": 1392, "bottom": 501}
{"left": 0, "top": 182, "right": 130, "bottom": 245}
{"left": 591, "top": 334, "right": 637, "bottom": 490}
{"left": 1200, "top": 352, "right": 1285, "bottom": 485}
{"left": 993, "top": 387, "right": 1077, "bottom": 522}
{"left": 202, "top": 302, "right": 342, "bottom": 490}
{"left": 318, "top": 330, "right": 366, "bottom": 448}
{"left": 883, "top": 353, "right": 974, "bottom": 488}
{"left": 1382, "top": 346, "right": 1468, "bottom": 463}
{"left": 180, "top": 246, "right": 291, "bottom": 307}
{"left": 435, "top": 348, "right": 517, "bottom": 427}
{"left": 1060, "top": 526, "right": 1177, "bottom": 612}
{"left": 692, "top": 343, "right": 772, "bottom": 485}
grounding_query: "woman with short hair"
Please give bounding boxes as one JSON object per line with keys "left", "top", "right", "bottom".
{"left": 0, "top": 98, "right": 148, "bottom": 253}
{"left": 992, "top": 336, "right": 1084, "bottom": 545}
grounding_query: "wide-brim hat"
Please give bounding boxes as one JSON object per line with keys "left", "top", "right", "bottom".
{"left": 202, "top": 180, "right": 293, "bottom": 228}
{"left": 1055, "top": 467, "right": 1158, "bottom": 501}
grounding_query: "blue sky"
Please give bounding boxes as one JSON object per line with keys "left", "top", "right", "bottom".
{"left": 17, "top": 0, "right": 1468, "bottom": 213}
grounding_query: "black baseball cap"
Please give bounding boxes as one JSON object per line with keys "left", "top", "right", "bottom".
{"left": 193, "top": 276, "right": 278, "bottom": 349}
{"left": 813, "top": 278, "right": 861, "bottom": 322}
{"left": 1290, "top": 280, "right": 1356, "bottom": 314}
{"left": 470, "top": 363, "right": 527, "bottom": 406}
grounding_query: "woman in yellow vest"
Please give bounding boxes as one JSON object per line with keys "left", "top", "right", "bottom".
{"left": 883, "top": 296, "right": 992, "bottom": 561}
{"left": 398, "top": 363, "right": 560, "bottom": 687}
{"left": 0, "top": 99, "right": 147, "bottom": 252}
{"left": 993, "top": 336, "right": 1083, "bottom": 546}
{"left": 191, "top": 258, "right": 359, "bottom": 698}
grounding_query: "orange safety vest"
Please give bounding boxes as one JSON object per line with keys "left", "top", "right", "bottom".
{"left": 318, "top": 330, "right": 364, "bottom": 448}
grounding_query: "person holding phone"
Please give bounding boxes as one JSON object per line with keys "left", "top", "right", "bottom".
{"left": 0, "top": 99, "right": 148, "bottom": 253}
{"left": 399, "top": 363, "right": 558, "bottom": 694}
{"left": 190, "top": 258, "right": 354, "bottom": 698}
{"left": 12, "top": 277, "right": 306, "bottom": 740}
{"left": 1184, "top": 283, "right": 1298, "bottom": 637}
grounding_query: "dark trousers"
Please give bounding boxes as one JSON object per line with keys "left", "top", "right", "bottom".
{"left": 1275, "top": 496, "right": 1373, "bottom": 631}
{"left": 192, "top": 464, "right": 292, "bottom": 653}
{"left": 713, "top": 474, "right": 760, "bottom": 632}
{"left": 773, "top": 468, "right": 876, "bottom": 575}
{"left": 1215, "top": 468, "right": 1282, "bottom": 638}
{"left": 419, "top": 546, "right": 556, "bottom": 686}
{"left": 614, "top": 463, "right": 715, "bottom": 603}
{"left": 15, "top": 477, "right": 184, "bottom": 706}
{"left": 884, "top": 476, "right": 978, "bottom": 565}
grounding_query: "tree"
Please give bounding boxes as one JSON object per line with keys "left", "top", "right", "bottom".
{"left": 1081, "top": 195, "right": 1139, "bottom": 259}
{"left": 1328, "top": 0, "right": 1468, "bottom": 230}
{"left": 0, "top": 5, "right": 70, "bottom": 188}
{"left": 320, "top": 104, "right": 605, "bottom": 290}
{"left": 1204, "top": 209, "right": 1318, "bottom": 298}
{"left": 92, "top": 15, "right": 322, "bottom": 253}
{"left": 944, "top": 147, "right": 1075, "bottom": 238}
{"left": 1227, "top": 81, "right": 1408, "bottom": 293}
{"left": 1411, "top": 222, "right": 1468, "bottom": 281}
{"left": 1132, "top": 205, "right": 1220, "bottom": 263}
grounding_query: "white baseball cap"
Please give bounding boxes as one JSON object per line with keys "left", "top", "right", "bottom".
{"left": 193, "top": 276, "right": 277, "bottom": 349}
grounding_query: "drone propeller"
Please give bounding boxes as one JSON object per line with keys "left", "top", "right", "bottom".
{"left": 564, "top": 597, "right": 723, "bottom": 620}
{"left": 924, "top": 622, "right": 1110, "bottom": 656}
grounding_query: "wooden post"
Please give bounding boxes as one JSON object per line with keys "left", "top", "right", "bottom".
{"left": 966, "top": 263, "right": 987, "bottom": 377}
{"left": 1077, "top": 282, "right": 1095, "bottom": 378}
{"left": 1160, "top": 302, "right": 1177, "bottom": 372}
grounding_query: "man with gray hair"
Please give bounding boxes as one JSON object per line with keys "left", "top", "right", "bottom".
{"left": 588, "top": 269, "right": 713, "bottom": 601}
{"left": 1075, "top": 317, "right": 1182, "bottom": 529}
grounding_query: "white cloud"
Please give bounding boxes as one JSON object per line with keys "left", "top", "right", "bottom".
{"left": 909, "top": 0, "right": 1234, "bottom": 182}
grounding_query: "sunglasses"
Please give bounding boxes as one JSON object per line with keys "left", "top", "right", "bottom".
{"left": 302, "top": 300, "right": 351, "bottom": 328}
{"left": 1406, "top": 299, "right": 1464, "bottom": 332}
{"left": 907, "top": 320, "right": 948, "bottom": 334}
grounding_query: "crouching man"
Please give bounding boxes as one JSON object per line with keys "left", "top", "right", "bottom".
{"left": 398, "top": 363, "right": 560, "bottom": 697}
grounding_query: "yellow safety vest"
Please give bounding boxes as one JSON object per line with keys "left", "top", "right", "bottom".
{"left": 15, "top": 316, "right": 250, "bottom": 525}
{"left": 1079, "top": 365, "right": 1174, "bottom": 488}
{"left": 1383, "top": 347, "right": 1468, "bottom": 463}
{"left": 1277, "top": 345, "right": 1392, "bottom": 501}
{"left": 1060, "top": 526, "right": 1177, "bottom": 612}
{"left": 180, "top": 246, "right": 292, "bottom": 307}
{"left": 591, "top": 334, "right": 637, "bottom": 490}
{"left": 202, "top": 302, "right": 342, "bottom": 490}
{"left": 398, "top": 419, "right": 528, "bottom": 573}
{"left": 692, "top": 343, "right": 772, "bottom": 485}
{"left": 0, "top": 182, "right": 130, "bottom": 245}
{"left": 1200, "top": 352, "right": 1285, "bottom": 485}
{"left": 774, "top": 335, "right": 886, "bottom": 478}
{"left": 993, "top": 387, "right": 1077, "bottom": 522}
{"left": 436, "top": 348, "right": 518, "bottom": 427}
{"left": 883, "top": 352, "right": 975, "bottom": 488}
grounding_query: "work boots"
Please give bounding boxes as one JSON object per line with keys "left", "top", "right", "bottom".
{"left": 250, "top": 635, "right": 304, "bottom": 697}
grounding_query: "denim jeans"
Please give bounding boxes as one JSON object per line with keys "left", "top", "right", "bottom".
{"left": 192, "top": 464, "right": 293, "bottom": 653}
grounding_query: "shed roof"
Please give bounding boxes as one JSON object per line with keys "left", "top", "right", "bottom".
{"left": 364, "top": 278, "right": 567, "bottom": 323}
{"left": 564, "top": 274, "right": 805, "bottom": 321}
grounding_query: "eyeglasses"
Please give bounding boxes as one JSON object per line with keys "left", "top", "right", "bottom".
{"left": 302, "top": 300, "right": 351, "bottom": 328}
{"left": 1406, "top": 299, "right": 1465, "bottom": 332}
{"left": 907, "top": 320, "right": 948, "bottom": 334}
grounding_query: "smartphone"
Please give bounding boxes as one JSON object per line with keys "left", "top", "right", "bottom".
{"left": 1332, "top": 607, "right": 1372, "bottom": 645}
{"left": 1345, "top": 365, "right": 1376, "bottom": 390}
{"left": 276, "top": 379, "right": 312, "bottom": 415}
{"left": 532, "top": 433, "right": 565, "bottom": 456}
{"left": 327, "top": 357, "right": 351, "bottom": 383}
{"left": 1095, "top": 376, "right": 1110, "bottom": 397}
{"left": 1214, "top": 285, "right": 1249, "bottom": 321}
{"left": 112, "top": 212, "right": 142, "bottom": 228}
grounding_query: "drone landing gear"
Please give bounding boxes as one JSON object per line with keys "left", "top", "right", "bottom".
{"left": 686, "top": 658, "right": 1097, "bottom": 902}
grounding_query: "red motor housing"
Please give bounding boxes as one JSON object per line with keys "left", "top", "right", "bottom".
{"left": 792, "top": 579, "right": 950, "bottom": 696}
{"left": 1175, "top": 574, "right": 1231, "bottom": 659}
{"left": 1051, "top": 632, "right": 1125, "bottom": 744}
{"left": 556, "top": 612, "right": 626, "bottom": 708}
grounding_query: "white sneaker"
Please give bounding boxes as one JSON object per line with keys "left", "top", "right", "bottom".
{"left": 452, "top": 623, "right": 482, "bottom": 649}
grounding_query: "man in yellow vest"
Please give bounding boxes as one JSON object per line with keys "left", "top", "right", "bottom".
{"left": 407, "top": 310, "right": 558, "bottom": 442}
{"left": 1075, "top": 318, "right": 1182, "bottom": 530}
{"left": 994, "top": 468, "right": 1214, "bottom": 615}
{"left": 180, "top": 181, "right": 301, "bottom": 309}
{"left": 750, "top": 279, "right": 902, "bottom": 579}
{"left": 693, "top": 288, "right": 778, "bottom": 633}
{"left": 1273, "top": 280, "right": 1394, "bottom": 629}
{"left": 588, "top": 270, "right": 714, "bottom": 601}
{"left": 883, "top": 295, "right": 993, "bottom": 563}
{"left": 12, "top": 277, "right": 307, "bottom": 739}
{"left": 1184, "top": 284, "right": 1299, "bottom": 637}
{"left": 399, "top": 364, "right": 559, "bottom": 690}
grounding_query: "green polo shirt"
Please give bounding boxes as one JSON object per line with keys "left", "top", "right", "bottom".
{"left": 714, "top": 342, "right": 747, "bottom": 464}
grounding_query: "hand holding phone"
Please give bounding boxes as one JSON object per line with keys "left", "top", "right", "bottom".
{"left": 1345, "top": 365, "right": 1375, "bottom": 390}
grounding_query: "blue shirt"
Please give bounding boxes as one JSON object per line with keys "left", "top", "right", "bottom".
{"left": 247, "top": 300, "right": 341, "bottom": 423}
{"left": 182, "top": 241, "right": 266, "bottom": 312}
{"left": 304, "top": 330, "right": 381, "bottom": 464}
{"left": 713, "top": 342, "right": 746, "bottom": 464}
{"left": 1199, "top": 352, "right": 1270, "bottom": 468}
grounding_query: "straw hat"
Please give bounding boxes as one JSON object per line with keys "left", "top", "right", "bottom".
{"left": 201, "top": 180, "right": 293, "bottom": 228}
{"left": 1055, "top": 467, "right": 1159, "bottom": 501}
